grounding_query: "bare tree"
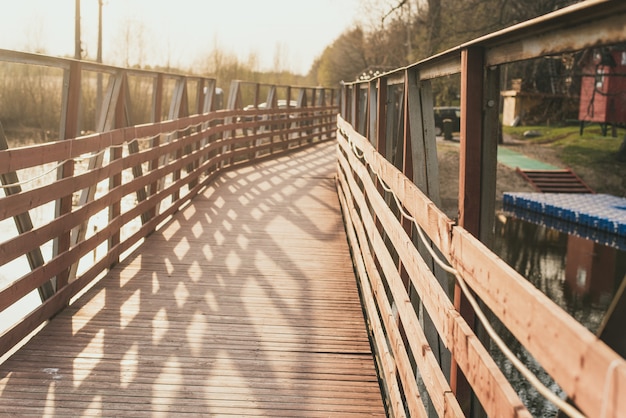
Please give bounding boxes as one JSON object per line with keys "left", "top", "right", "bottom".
{"left": 115, "top": 18, "right": 150, "bottom": 68}
{"left": 315, "top": 27, "right": 369, "bottom": 86}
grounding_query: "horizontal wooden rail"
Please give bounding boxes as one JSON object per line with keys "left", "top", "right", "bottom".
{"left": 337, "top": 119, "right": 527, "bottom": 417}
{"left": 337, "top": 114, "right": 626, "bottom": 417}
{"left": 338, "top": 2, "right": 626, "bottom": 416}
{"left": 0, "top": 77, "right": 337, "bottom": 359}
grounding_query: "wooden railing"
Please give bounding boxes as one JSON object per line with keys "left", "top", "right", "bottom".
{"left": 337, "top": 1, "right": 626, "bottom": 417}
{"left": 0, "top": 49, "right": 337, "bottom": 359}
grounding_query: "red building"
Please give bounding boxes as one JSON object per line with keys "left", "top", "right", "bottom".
{"left": 579, "top": 48, "right": 626, "bottom": 134}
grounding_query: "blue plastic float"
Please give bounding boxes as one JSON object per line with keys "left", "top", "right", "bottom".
{"left": 503, "top": 192, "right": 626, "bottom": 250}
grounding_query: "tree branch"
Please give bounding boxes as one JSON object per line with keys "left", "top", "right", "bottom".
{"left": 382, "top": 0, "right": 408, "bottom": 24}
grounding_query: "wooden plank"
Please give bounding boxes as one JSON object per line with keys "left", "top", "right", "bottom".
{"left": 484, "top": 1, "right": 626, "bottom": 66}
{"left": 479, "top": 64, "right": 500, "bottom": 246}
{"left": 375, "top": 79, "right": 386, "bottom": 149}
{"left": 598, "top": 274, "right": 626, "bottom": 358}
{"left": 0, "top": 123, "right": 55, "bottom": 301}
{"left": 0, "top": 103, "right": 338, "bottom": 351}
{"left": 450, "top": 227, "right": 626, "bottom": 418}
{"left": 458, "top": 46, "right": 484, "bottom": 236}
{"left": 337, "top": 166, "right": 451, "bottom": 417}
{"left": 337, "top": 134, "right": 530, "bottom": 417}
{"left": 0, "top": 142, "right": 384, "bottom": 417}
{"left": 405, "top": 72, "right": 452, "bottom": 387}
{"left": 337, "top": 117, "right": 454, "bottom": 255}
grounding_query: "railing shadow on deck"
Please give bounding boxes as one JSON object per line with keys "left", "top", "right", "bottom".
{"left": 0, "top": 142, "right": 383, "bottom": 415}
{"left": 2, "top": 1, "right": 626, "bottom": 417}
{"left": 0, "top": 49, "right": 339, "bottom": 367}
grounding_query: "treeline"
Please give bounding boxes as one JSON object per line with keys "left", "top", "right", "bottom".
{"left": 0, "top": 50, "right": 315, "bottom": 142}
{"left": 309, "top": 0, "right": 582, "bottom": 90}
{"left": 192, "top": 48, "right": 315, "bottom": 92}
{"left": 1, "top": 0, "right": 585, "bottom": 140}
{"left": 0, "top": 63, "right": 64, "bottom": 136}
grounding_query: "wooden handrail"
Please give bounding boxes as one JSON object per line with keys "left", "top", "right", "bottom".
{"left": 0, "top": 67, "right": 338, "bottom": 359}
{"left": 337, "top": 1, "right": 626, "bottom": 416}
{"left": 337, "top": 114, "right": 626, "bottom": 417}
{"left": 337, "top": 120, "right": 528, "bottom": 417}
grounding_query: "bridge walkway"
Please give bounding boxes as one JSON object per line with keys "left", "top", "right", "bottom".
{"left": 0, "top": 142, "right": 385, "bottom": 417}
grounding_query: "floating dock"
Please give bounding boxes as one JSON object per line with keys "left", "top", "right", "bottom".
{"left": 503, "top": 192, "right": 626, "bottom": 250}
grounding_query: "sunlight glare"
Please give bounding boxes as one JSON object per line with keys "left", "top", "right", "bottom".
{"left": 187, "top": 260, "right": 202, "bottom": 282}
{"left": 173, "top": 236, "right": 190, "bottom": 260}
{"left": 225, "top": 250, "right": 241, "bottom": 275}
{"left": 120, "top": 289, "right": 140, "bottom": 329}
{"left": 202, "top": 244, "right": 213, "bottom": 261}
{"left": 120, "top": 343, "right": 138, "bottom": 389}
{"left": 73, "top": 329, "right": 104, "bottom": 388}
{"left": 43, "top": 382, "right": 56, "bottom": 416}
{"left": 174, "top": 282, "right": 190, "bottom": 308}
{"left": 152, "top": 272, "right": 160, "bottom": 294}
{"left": 152, "top": 308, "right": 169, "bottom": 345}
{"left": 152, "top": 356, "right": 182, "bottom": 411}
{"left": 72, "top": 288, "right": 106, "bottom": 335}
{"left": 186, "top": 313, "right": 208, "bottom": 356}
{"left": 204, "top": 292, "right": 218, "bottom": 312}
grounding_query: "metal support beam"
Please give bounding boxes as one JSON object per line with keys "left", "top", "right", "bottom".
{"left": 68, "top": 71, "right": 127, "bottom": 282}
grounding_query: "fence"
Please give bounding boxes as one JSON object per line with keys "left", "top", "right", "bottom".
{"left": 0, "top": 49, "right": 337, "bottom": 359}
{"left": 337, "top": 0, "right": 626, "bottom": 417}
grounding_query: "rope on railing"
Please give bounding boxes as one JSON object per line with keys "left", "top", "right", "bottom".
{"left": 340, "top": 127, "right": 587, "bottom": 418}
{"left": 0, "top": 107, "right": 327, "bottom": 190}
{"left": 0, "top": 159, "right": 68, "bottom": 189}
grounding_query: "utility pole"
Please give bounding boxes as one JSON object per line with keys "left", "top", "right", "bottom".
{"left": 97, "top": 0, "right": 103, "bottom": 64}
{"left": 75, "top": 0, "right": 81, "bottom": 59}
{"left": 97, "top": 0, "right": 103, "bottom": 120}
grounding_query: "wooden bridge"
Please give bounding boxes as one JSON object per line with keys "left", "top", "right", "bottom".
{"left": 1, "top": 1, "right": 626, "bottom": 417}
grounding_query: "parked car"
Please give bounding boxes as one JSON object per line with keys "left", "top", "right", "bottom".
{"left": 434, "top": 106, "right": 460, "bottom": 136}
{"left": 243, "top": 99, "right": 298, "bottom": 112}
{"left": 240, "top": 100, "right": 298, "bottom": 123}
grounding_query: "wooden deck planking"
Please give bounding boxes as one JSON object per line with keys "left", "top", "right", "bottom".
{"left": 0, "top": 142, "right": 385, "bottom": 417}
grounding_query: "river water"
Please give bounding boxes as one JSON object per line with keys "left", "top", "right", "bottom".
{"left": 489, "top": 213, "right": 626, "bottom": 416}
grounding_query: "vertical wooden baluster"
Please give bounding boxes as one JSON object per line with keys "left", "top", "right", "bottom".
{"left": 147, "top": 73, "right": 163, "bottom": 224}
{"left": 108, "top": 77, "right": 126, "bottom": 266}
{"left": 54, "top": 61, "right": 81, "bottom": 292}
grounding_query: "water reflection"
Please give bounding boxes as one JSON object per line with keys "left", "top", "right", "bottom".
{"left": 488, "top": 214, "right": 626, "bottom": 416}
{"left": 493, "top": 215, "right": 625, "bottom": 332}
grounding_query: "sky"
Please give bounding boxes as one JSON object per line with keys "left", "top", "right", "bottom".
{"left": 0, "top": 0, "right": 363, "bottom": 74}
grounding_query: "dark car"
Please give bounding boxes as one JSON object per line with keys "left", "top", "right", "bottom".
{"left": 434, "top": 106, "right": 460, "bottom": 136}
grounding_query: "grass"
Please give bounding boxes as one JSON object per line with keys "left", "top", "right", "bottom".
{"left": 503, "top": 124, "right": 625, "bottom": 166}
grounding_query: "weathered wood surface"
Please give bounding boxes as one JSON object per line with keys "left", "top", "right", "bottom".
{"left": 0, "top": 142, "right": 384, "bottom": 417}
{"left": 337, "top": 113, "right": 626, "bottom": 417}
{"left": 336, "top": 128, "right": 526, "bottom": 417}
